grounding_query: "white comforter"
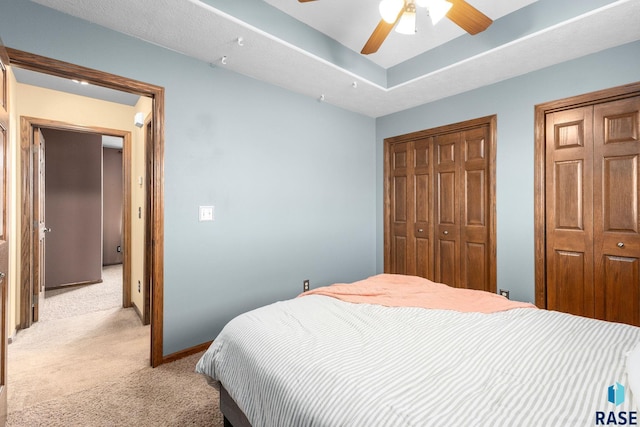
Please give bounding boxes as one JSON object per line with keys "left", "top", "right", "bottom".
{"left": 196, "top": 294, "right": 640, "bottom": 426}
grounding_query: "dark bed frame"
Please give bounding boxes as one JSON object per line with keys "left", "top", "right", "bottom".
{"left": 220, "top": 385, "right": 252, "bottom": 427}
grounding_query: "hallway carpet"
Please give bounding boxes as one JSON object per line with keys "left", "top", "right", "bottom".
{"left": 38, "top": 264, "right": 124, "bottom": 322}
{"left": 7, "top": 266, "right": 222, "bottom": 426}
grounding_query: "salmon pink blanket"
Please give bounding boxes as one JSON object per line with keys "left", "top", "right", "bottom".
{"left": 301, "top": 274, "right": 537, "bottom": 313}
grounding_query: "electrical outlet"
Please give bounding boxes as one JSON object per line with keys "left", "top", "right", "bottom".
{"left": 499, "top": 289, "right": 510, "bottom": 299}
{"left": 303, "top": 280, "right": 310, "bottom": 292}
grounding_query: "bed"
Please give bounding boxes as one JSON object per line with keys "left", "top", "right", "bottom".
{"left": 196, "top": 274, "right": 640, "bottom": 426}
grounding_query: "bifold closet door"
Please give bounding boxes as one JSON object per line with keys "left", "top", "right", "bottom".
{"left": 385, "top": 118, "right": 494, "bottom": 293}
{"left": 434, "top": 132, "right": 461, "bottom": 287}
{"left": 386, "top": 138, "right": 434, "bottom": 277}
{"left": 545, "top": 95, "right": 640, "bottom": 325}
{"left": 388, "top": 141, "right": 410, "bottom": 274}
{"left": 593, "top": 97, "right": 640, "bottom": 326}
{"left": 545, "top": 106, "right": 595, "bottom": 318}
{"left": 459, "top": 126, "right": 492, "bottom": 291}
{"left": 434, "top": 126, "right": 491, "bottom": 290}
{"left": 413, "top": 137, "right": 434, "bottom": 279}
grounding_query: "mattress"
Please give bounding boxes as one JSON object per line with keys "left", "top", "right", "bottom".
{"left": 196, "top": 276, "right": 640, "bottom": 426}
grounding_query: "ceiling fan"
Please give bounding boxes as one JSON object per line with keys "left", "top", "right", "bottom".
{"left": 298, "top": 0, "right": 493, "bottom": 55}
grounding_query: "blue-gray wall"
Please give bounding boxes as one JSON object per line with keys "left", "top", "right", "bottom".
{"left": 376, "top": 40, "right": 640, "bottom": 303}
{"left": 0, "top": 1, "right": 376, "bottom": 355}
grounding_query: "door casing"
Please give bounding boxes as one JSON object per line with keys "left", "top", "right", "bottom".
{"left": 32, "top": 127, "right": 45, "bottom": 322}
{"left": 0, "top": 36, "right": 11, "bottom": 426}
{"left": 8, "top": 48, "right": 165, "bottom": 367}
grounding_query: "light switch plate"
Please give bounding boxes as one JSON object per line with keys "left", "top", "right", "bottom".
{"left": 199, "top": 206, "right": 214, "bottom": 222}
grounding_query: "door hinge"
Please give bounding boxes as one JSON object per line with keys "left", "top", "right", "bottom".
{"left": 32, "top": 294, "right": 38, "bottom": 307}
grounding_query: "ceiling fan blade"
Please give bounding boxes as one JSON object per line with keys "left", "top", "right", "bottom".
{"left": 446, "top": 0, "right": 492, "bottom": 35}
{"left": 361, "top": 8, "right": 404, "bottom": 55}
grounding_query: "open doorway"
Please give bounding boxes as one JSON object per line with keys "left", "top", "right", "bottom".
{"left": 7, "top": 48, "right": 164, "bottom": 367}
{"left": 20, "top": 120, "right": 136, "bottom": 324}
{"left": 26, "top": 126, "right": 130, "bottom": 322}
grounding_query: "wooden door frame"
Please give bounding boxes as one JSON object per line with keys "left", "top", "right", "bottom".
{"left": 8, "top": 48, "right": 165, "bottom": 367}
{"left": 143, "top": 116, "right": 153, "bottom": 326}
{"left": 533, "top": 81, "right": 640, "bottom": 309}
{"left": 383, "top": 115, "right": 497, "bottom": 291}
{"left": 0, "top": 37, "right": 10, "bottom": 424}
{"left": 19, "top": 118, "right": 133, "bottom": 325}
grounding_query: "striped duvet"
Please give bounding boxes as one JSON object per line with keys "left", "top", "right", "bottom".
{"left": 196, "top": 294, "right": 640, "bottom": 426}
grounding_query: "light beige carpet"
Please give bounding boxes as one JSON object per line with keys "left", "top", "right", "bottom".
{"left": 7, "top": 266, "right": 223, "bottom": 426}
{"left": 8, "top": 349, "right": 223, "bottom": 427}
{"left": 39, "top": 264, "right": 124, "bottom": 322}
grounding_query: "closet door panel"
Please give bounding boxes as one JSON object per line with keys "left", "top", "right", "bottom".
{"left": 438, "top": 239, "right": 456, "bottom": 287}
{"left": 545, "top": 107, "right": 595, "bottom": 317}
{"left": 389, "top": 143, "right": 410, "bottom": 274}
{"left": 413, "top": 138, "right": 434, "bottom": 279}
{"left": 461, "top": 127, "right": 490, "bottom": 291}
{"left": 465, "top": 169, "right": 485, "bottom": 226}
{"left": 435, "top": 132, "right": 461, "bottom": 287}
{"left": 392, "top": 175, "right": 408, "bottom": 274}
{"left": 549, "top": 250, "right": 588, "bottom": 316}
{"left": 594, "top": 96, "right": 640, "bottom": 324}
{"left": 464, "top": 242, "right": 486, "bottom": 291}
{"left": 392, "top": 235, "right": 408, "bottom": 275}
{"left": 437, "top": 170, "right": 456, "bottom": 225}
{"left": 416, "top": 238, "right": 431, "bottom": 279}
{"left": 602, "top": 256, "right": 639, "bottom": 326}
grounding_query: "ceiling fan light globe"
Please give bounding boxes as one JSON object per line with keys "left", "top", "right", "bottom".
{"left": 428, "top": 0, "right": 453, "bottom": 25}
{"left": 379, "top": 0, "right": 404, "bottom": 23}
{"left": 395, "top": 11, "right": 417, "bottom": 34}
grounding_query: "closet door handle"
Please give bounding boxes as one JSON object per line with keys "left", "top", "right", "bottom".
{"left": 617, "top": 242, "right": 625, "bottom": 248}
{"left": 443, "top": 230, "right": 449, "bottom": 235}
{"left": 418, "top": 229, "right": 424, "bottom": 233}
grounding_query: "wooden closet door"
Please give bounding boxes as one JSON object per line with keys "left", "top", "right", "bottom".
{"left": 386, "top": 138, "right": 433, "bottom": 277}
{"left": 435, "top": 132, "right": 461, "bottom": 287}
{"left": 388, "top": 142, "right": 410, "bottom": 274}
{"left": 545, "top": 107, "right": 595, "bottom": 317}
{"left": 413, "top": 137, "right": 434, "bottom": 279}
{"left": 385, "top": 116, "right": 495, "bottom": 292}
{"left": 593, "top": 97, "right": 640, "bottom": 326}
{"left": 460, "top": 126, "right": 491, "bottom": 291}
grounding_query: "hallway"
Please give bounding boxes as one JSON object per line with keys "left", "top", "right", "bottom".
{"left": 7, "top": 265, "right": 149, "bottom": 415}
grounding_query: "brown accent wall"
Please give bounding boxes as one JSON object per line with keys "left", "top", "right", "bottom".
{"left": 103, "top": 147, "right": 123, "bottom": 266}
{"left": 43, "top": 128, "right": 102, "bottom": 288}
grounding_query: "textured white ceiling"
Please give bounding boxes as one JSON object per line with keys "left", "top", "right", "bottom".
{"left": 263, "top": 0, "right": 538, "bottom": 68}
{"left": 26, "top": 0, "right": 640, "bottom": 117}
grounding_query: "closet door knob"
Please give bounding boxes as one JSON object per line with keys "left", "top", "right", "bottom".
{"left": 617, "top": 242, "right": 625, "bottom": 248}
{"left": 418, "top": 229, "right": 423, "bottom": 233}
{"left": 443, "top": 230, "right": 449, "bottom": 235}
